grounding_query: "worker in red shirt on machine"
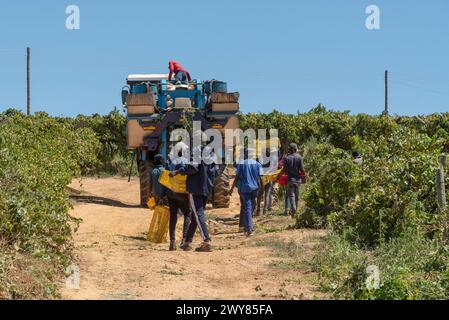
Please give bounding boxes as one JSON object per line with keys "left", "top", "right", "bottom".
{"left": 168, "top": 60, "right": 192, "bottom": 82}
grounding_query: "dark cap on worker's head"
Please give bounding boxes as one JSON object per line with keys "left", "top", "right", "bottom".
{"left": 289, "top": 143, "right": 298, "bottom": 152}
{"left": 154, "top": 154, "right": 164, "bottom": 165}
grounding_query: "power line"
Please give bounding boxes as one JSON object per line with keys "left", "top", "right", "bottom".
{"left": 391, "top": 79, "right": 449, "bottom": 97}
{"left": 392, "top": 71, "right": 449, "bottom": 85}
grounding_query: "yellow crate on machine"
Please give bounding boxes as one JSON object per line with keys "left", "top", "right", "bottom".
{"left": 159, "top": 170, "right": 188, "bottom": 194}
{"left": 147, "top": 206, "right": 170, "bottom": 244}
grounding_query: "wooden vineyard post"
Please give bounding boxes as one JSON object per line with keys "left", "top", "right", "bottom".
{"left": 27, "top": 47, "right": 31, "bottom": 116}
{"left": 436, "top": 154, "right": 448, "bottom": 241}
{"left": 384, "top": 70, "right": 389, "bottom": 115}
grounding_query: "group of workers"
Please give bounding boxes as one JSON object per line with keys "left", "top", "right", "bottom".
{"left": 150, "top": 142, "right": 216, "bottom": 252}
{"left": 149, "top": 141, "right": 307, "bottom": 253}
{"left": 147, "top": 60, "right": 310, "bottom": 252}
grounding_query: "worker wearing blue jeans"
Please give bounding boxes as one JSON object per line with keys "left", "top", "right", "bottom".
{"left": 185, "top": 195, "right": 211, "bottom": 244}
{"left": 235, "top": 150, "right": 263, "bottom": 237}
{"left": 241, "top": 190, "right": 259, "bottom": 234}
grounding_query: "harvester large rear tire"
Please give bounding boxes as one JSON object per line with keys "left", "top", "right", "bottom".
{"left": 212, "top": 166, "right": 231, "bottom": 208}
{"left": 138, "top": 160, "right": 153, "bottom": 208}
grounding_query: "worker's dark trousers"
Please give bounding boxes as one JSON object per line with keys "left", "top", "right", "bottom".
{"left": 263, "top": 182, "right": 274, "bottom": 214}
{"left": 185, "top": 195, "right": 211, "bottom": 243}
{"left": 285, "top": 180, "right": 300, "bottom": 215}
{"left": 238, "top": 191, "right": 245, "bottom": 231}
{"left": 168, "top": 196, "right": 191, "bottom": 242}
{"left": 175, "top": 70, "right": 188, "bottom": 82}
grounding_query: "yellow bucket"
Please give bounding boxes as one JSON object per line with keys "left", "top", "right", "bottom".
{"left": 159, "top": 170, "right": 187, "bottom": 194}
{"left": 147, "top": 205, "right": 170, "bottom": 244}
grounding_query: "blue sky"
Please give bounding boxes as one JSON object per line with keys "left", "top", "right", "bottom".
{"left": 0, "top": 0, "right": 448, "bottom": 116}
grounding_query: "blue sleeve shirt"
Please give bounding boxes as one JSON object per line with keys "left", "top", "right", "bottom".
{"left": 236, "top": 159, "right": 263, "bottom": 193}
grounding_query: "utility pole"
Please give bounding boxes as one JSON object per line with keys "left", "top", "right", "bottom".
{"left": 384, "top": 70, "right": 389, "bottom": 115}
{"left": 27, "top": 47, "right": 30, "bottom": 116}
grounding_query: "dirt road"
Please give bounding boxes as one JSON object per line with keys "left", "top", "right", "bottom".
{"left": 60, "top": 177, "right": 326, "bottom": 300}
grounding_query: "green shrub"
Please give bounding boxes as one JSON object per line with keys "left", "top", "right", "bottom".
{"left": 70, "top": 109, "right": 129, "bottom": 175}
{"left": 0, "top": 111, "right": 100, "bottom": 298}
{"left": 313, "top": 227, "right": 449, "bottom": 300}
{"left": 298, "top": 140, "right": 361, "bottom": 228}
{"left": 297, "top": 127, "right": 443, "bottom": 247}
{"left": 240, "top": 105, "right": 357, "bottom": 152}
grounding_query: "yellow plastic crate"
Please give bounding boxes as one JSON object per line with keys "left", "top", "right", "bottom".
{"left": 159, "top": 170, "right": 187, "bottom": 194}
{"left": 262, "top": 168, "right": 283, "bottom": 186}
{"left": 147, "top": 206, "right": 170, "bottom": 244}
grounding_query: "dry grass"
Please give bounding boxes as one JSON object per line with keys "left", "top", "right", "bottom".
{"left": 0, "top": 242, "right": 62, "bottom": 300}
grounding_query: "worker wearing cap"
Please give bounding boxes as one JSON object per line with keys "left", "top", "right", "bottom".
{"left": 282, "top": 143, "right": 306, "bottom": 217}
{"left": 168, "top": 60, "right": 192, "bottom": 82}
{"left": 234, "top": 148, "right": 263, "bottom": 237}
